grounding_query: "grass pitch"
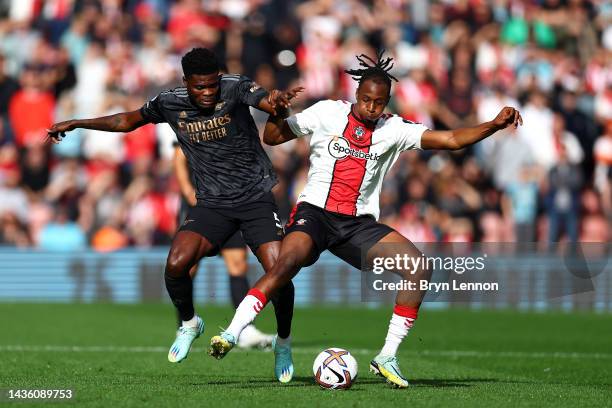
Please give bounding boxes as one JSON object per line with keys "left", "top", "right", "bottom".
{"left": 0, "top": 304, "right": 610, "bottom": 407}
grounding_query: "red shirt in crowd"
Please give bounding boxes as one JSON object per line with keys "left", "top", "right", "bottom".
{"left": 9, "top": 89, "right": 55, "bottom": 147}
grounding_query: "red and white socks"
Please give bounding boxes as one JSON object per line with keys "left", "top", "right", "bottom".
{"left": 379, "top": 304, "right": 419, "bottom": 357}
{"left": 225, "top": 288, "right": 268, "bottom": 340}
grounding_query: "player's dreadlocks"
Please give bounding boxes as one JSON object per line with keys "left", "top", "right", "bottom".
{"left": 181, "top": 48, "right": 219, "bottom": 77}
{"left": 345, "top": 50, "right": 398, "bottom": 93}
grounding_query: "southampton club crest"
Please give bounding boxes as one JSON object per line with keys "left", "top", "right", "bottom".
{"left": 353, "top": 126, "right": 365, "bottom": 141}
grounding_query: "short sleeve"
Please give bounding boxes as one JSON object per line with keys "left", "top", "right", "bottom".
{"left": 286, "top": 101, "right": 327, "bottom": 137}
{"left": 394, "top": 117, "right": 428, "bottom": 151}
{"left": 140, "top": 94, "right": 166, "bottom": 124}
{"left": 236, "top": 76, "right": 269, "bottom": 107}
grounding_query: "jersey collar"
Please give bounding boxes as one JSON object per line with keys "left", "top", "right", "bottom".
{"left": 350, "top": 104, "right": 378, "bottom": 130}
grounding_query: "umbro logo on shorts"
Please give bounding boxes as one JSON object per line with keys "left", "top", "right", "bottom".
{"left": 296, "top": 218, "right": 307, "bottom": 225}
{"left": 183, "top": 219, "right": 195, "bottom": 226}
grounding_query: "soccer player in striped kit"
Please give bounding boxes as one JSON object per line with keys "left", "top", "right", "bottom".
{"left": 210, "top": 51, "right": 522, "bottom": 388}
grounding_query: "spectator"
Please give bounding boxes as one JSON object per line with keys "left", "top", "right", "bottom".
{"left": 518, "top": 91, "right": 556, "bottom": 170}
{"left": 91, "top": 223, "right": 129, "bottom": 252}
{"left": 503, "top": 165, "right": 540, "bottom": 242}
{"left": 475, "top": 83, "right": 519, "bottom": 169}
{"left": 491, "top": 125, "right": 536, "bottom": 190}
{"left": 0, "top": 117, "right": 17, "bottom": 178}
{"left": 0, "top": 212, "right": 30, "bottom": 247}
{"left": 38, "top": 206, "right": 87, "bottom": 251}
{"left": 0, "top": 53, "right": 19, "bottom": 116}
{"left": 551, "top": 112, "right": 583, "bottom": 166}
{"left": 8, "top": 65, "right": 55, "bottom": 147}
{"left": 479, "top": 211, "right": 508, "bottom": 242}
{"left": 0, "top": 0, "right": 608, "bottom": 248}
{"left": 546, "top": 145, "right": 583, "bottom": 243}
{"left": 557, "top": 90, "right": 599, "bottom": 177}
{"left": 593, "top": 120, "right": 612, "bottom": 190}
{"left": 20, "top": 146, "right": 49, "bottom": 193}
{"left": 579, "top": 187, "right": 609, "bottom": 242}
{"left": 0, "top": 167, "right": 29, "bottom": 224}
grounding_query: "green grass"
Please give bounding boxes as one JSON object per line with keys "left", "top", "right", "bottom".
{"left": 0, "top": 304, "right": 611, "bottom": 407}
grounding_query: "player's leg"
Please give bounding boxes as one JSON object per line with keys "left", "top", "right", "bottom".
{"left": 328, "top": 220, "right": 429, "bottom": 388}
{"left": 256, "top": 239, "right": 300, "bottom": 383}
{"left": 167, "top": 206, "right": 236, "bottom": 363}
{"left": 175, "top": 263, "right": 199, "bottom": 329}
{"left": 210, "top": 232, "right": 316, "bottom": 380}
{"left": 173, "top": 200, "right": 198, "bottom": 329}
{"left": 165, "top": 230, "right": 212, "bottom": 362}
{"left": 210, "top": 201, "right": 325, "bottom": 383}
{"left": 217, "top": 202, "right": 325, "bottom": 347}
{"left": 231, "top": 197, "right": 301, "bottom": 346}
{"left": 223, "top": 247, "right": 250, "bottom": 309}
{"left": 368, "top": 231, "right": 431, "bottom": 308}
{"left": 221, "top": 232, "right": 274, "bottom": 348}
{"left": 255, "top": 240, "right": 296, "bottom": 342}
{"left": 367, "top": 230, "right": 431, "bottom": 388}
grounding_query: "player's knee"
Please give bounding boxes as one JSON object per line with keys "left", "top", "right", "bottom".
{"left": 165, "top": 250, "right": 192, "bottom": 278}
{"left": 401, "top": 265, "right": 431, "bottom": 281}
{"left": 270, "top": 254, "right": 300, "bottom": 280}
{"left": 277, "top": 255, "right": 296, "bottom": 273}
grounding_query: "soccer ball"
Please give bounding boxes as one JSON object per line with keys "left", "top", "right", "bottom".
{"left": 312, "top": 347, "right": 358, "bottom": 389}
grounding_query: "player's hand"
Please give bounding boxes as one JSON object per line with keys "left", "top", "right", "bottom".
{"left": 492, "top": 107, "right": 523, "bottom": 130}
{"left": 46, "top": 120, "right": 76, "bottom": 144}
{"left": 267, "top": 86, "right": 305, "bottom": 112}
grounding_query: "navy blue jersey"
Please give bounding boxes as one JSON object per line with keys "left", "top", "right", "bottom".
{"left": 141, "top": 74, "right": 277, "bottom": 207}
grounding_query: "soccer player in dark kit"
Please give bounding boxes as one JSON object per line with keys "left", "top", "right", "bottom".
{"left": 173, "top": 144, "right": 274, "bottom": 349}
{"left": 47, "top": 47, "right": 302, "bottom": 383}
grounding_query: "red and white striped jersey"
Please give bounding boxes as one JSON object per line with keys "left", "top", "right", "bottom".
{"left": 286, "top": 99, "right": 428, "bottom": 220}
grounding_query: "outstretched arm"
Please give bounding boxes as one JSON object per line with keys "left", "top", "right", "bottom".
{"left": 47, "top": 110, "right": 148, "bottom": 143}
{"left": 421, "top": 106, "right": 522, "bottom": 150}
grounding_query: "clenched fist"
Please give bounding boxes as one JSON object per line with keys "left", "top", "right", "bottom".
{"left": 492, "top": 107, "right": 523, "bottom": 130}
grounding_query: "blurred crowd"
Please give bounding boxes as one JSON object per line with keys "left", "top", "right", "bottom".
{"left": 0, "top": 0, "right": 610, "bottom": 251}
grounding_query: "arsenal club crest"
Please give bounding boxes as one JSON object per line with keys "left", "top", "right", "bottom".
{"left": 354, "top": 126, "right": 365, "bottom": 141}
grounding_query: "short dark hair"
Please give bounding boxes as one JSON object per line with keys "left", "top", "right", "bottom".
{"left": 181, "top": 48, "right": 219, "bottom": 77}
{"left": 345, "top": 50, "right": 398, "bottom": 93}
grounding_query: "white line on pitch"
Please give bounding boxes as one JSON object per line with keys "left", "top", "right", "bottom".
{"left": 0, "top": 345, "right": 610, "bottom": 360}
